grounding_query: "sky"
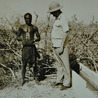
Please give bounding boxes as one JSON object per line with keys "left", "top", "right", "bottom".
{"left": 0, "top": 0, "right": 98, "bottom": 24}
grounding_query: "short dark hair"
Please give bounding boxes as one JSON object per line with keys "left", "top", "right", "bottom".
{"left": 24, "top": 13, "right": 32, "bottom": 19}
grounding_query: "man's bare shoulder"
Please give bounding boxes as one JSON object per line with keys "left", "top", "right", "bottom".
{"left": 32, "top": 25, "right": 38, "bottom": 31}
{"left": 19, "top": 24, "right": 26, "bottom": 29}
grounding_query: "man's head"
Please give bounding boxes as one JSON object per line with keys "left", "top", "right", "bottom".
{"left": 50, "top": 10, "right": 61, "bottom": 18}
{"left": 48, "top": 1, "right": 62, "bottom": 18}
{"left": 24, "top": 13, "right": 32, "bottom": 25}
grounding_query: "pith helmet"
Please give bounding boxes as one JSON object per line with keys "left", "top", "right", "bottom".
{"left": 48, "top": 1, "right": 63, "bottom": 13}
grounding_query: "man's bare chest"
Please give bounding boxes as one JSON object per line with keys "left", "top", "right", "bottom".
{"left": 21, "top": 25, "right": 34, "bottom": 40}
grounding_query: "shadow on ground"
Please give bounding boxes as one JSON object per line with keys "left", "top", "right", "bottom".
{"left": 37, "top": 54, "right": 56, "bottom": 81}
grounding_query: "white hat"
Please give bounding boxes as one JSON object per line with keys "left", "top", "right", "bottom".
{"left": 48, "top": 1, "right": 63, "bottom": 13}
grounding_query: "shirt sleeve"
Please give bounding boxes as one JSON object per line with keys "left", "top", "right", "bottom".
{"left": 61, "top": 15, "right": 69, "bottom": 33}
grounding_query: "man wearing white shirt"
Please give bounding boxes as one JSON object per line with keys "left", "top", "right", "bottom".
{"left": 48, "top": 1, "right": 71, "bottom": 90}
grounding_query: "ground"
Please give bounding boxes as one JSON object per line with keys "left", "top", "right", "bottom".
{"left": 0, "top": 72, "right": 78, "bottom": 98}
{"left": 0, "top": 39, "right": 97, "bottom": 98}
{"left": 0, "top": 68, "right": 98, "bottom": 98}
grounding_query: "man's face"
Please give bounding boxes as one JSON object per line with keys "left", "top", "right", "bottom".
{"left": 50, "top": 11, "right": 57, "bottom": 18}
{"left": 25, "top": 15, "right": 32, "bottom": 25}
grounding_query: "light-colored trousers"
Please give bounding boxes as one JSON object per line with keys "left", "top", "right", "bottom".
{"left": 53, "top": 46, "right": 71, "bottom": 86}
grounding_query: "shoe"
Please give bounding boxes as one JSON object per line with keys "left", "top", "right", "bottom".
{"left": 60, "top": 85, "right": 70, "bottom": 90}
{"left": 54, "top": 82, "right": 63, "bottom": 86}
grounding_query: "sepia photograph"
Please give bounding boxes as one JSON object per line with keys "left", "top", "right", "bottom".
{"left": 0, "top": 0, "right": 98, "bottom": 98}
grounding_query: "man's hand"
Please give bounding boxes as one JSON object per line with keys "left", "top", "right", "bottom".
{"left": 17, "top": 37, "right": 22, "bottom": 41}
{"left": 56, "top": 47, "right": 64, "bottom": 55}
{"left": 24, "top": 40, "right": 34, "bottom": 46}
{"left": 26, "top": 40, "right": 34, "bottom": 45}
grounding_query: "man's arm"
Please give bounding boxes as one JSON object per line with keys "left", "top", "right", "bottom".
{"left": 16, "top": 27, "right": 22, "bottom": 41}
{"left": 34, "top": 28, "right": 40, "bottom": 42}
{"left": 57, "top": 31, "right": 68, "bottom": 55}
{"left": 57, "top": 16, "right": 69, "bottom": 55}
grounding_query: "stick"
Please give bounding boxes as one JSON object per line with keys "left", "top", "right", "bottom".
{"left": 0, "top": 63, "right": 15, "bottom": 79}
{"left": 0, "top": 48, "right": 22, "bottom": 58}
{"left": 53, "top": 48, "right": 68, "bottom": 75}
{"left": 34, "top": 11, "right": 38, "bottom": 23}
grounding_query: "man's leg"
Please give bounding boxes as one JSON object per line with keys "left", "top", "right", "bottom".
{"left": 53, "top": 48, "right": 65, "bottom": 84}
{"left": 29, "top": 62, "right": 34, "bottom": 76}
{"left": 34, "top": 57, "right": 37, "bottom": 79}
{"left": 60, "top": 46, "right": 71, "bottom": 90}
{"left": 34, "top": 57, "right": 41, "bottom": 85}
{"left": 56, "top": 63, "right": 64, "bottom": 84}
{"left": 21, "top": 61, "right": 27, "bottom": 86}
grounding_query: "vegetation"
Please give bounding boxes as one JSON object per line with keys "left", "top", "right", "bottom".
{"left": 68, "top": 15, "right": 98, "bottom": 72}
{"left": 0, "top": 15, "right": 97, "bottom": 89}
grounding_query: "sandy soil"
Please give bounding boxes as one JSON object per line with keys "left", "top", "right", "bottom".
{"left": 0, "top": 70, "right": 78, "bottom": 98}
{"left": 0, "top": 67, "right": 98, "bottom": 98}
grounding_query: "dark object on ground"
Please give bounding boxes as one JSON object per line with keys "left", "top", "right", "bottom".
{"left": 69, "top": 54, "right": 80, "bottom": 74}
{"left": 37, "top": 55, "right": 56, "bottom": 81}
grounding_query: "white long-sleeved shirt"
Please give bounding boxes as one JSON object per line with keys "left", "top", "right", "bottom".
{"left": 51, "top": 13, "right": 69, "bottom": 47}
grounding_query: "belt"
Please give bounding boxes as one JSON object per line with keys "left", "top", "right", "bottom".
{"left": 23, "top": 45, "right": 35, "bottom": 48}
{"left": 53, "top": 47, "right": 59, "bottom": 49}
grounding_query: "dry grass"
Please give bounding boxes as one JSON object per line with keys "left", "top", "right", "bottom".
{"left": 0, "top": 15, "right": 97, "bottom": 89}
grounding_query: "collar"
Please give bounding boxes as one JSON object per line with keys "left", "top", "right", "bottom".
{"left": 56, "top": 13, "right": 62, "bottom": 20}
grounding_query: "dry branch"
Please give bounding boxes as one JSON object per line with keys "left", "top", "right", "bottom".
{"left": 0, "top": 49, "right": 22, "bottom": 58}
{"left": 34, "top": 11, "right": 38, "bottom": 23}
{"left": 0, "top": 63, "right": 15, "bottom": 79}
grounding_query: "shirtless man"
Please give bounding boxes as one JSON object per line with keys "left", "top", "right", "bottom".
{"left": 17, "top": 13, "right": 40, "bottom": 85}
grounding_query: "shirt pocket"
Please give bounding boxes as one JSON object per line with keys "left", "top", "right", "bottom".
{"left": 55, "top": 24, "right": 61, "bottom": 27}
{"left": 54, "top": 24, "right": 62, "bottom": 31}
{"left": 54, "top": 20, "right": 61, "bottom": 28}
